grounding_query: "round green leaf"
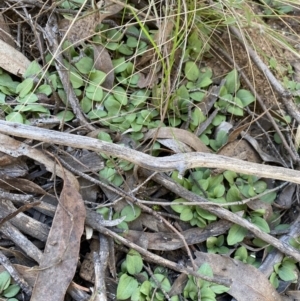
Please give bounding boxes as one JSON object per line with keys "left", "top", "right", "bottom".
{"left": 69, "top": 71, "right": 83, "bottom": 88}
{"left": 253, "top": 180, "right": 267, "bottom": 194}
{"left": 196, "top": 207, "right": 217, "bottom": 221}
{"left": 113, "top": 86, "right": 128, "bottom": 105}
{"left": 6, "top": 112, "right": 23, "bottom": 123}
{"left": 227, "top": 224, "right": 247, "bottom": 245}
{"left": 116, "top": 274, "right": 139, "bottom": 300}
{"left": 3, "top": 284, "right": 20, "bottom": 298}
{"left": 185, "top": 61, "right": 200, "bottom": 81}
{"left": 180, "top": 207, "right": 193, "bottom": 221}
{"left": 171, "top": 198, "right": 186, "bottom": 213}
{"left": 36, "top": 84, "right": 52, "bottom": 96}
{"left": 87, "top": 109, "right": 107, "bottom": 120}
{"left": 236, "top": 89, "right": 255, "bottom": 107}
{"left": 126, "top": 249, "right": 143, "bottom": 275}
{"left": 198, "top": 76, "right": 212, "bottom": 88}
{"left": 112, "top": 57, "right": 128, "bottom": 74}
{"left": 226, "top": 185, "right": 242, "bottom": 202}
{"left": 121, "top": 204, "right": 141, "bottom": 222}
{"left": 140, "top": 280, "right": 151, "bottom": 296}
{"left": 151, "top": 274, "right": 171, "bottom": 292}
{"left": 86, "top": 84, "right": 103, "bottom": 101}
{"left": 80, "top": 97, "right": 92, "bottom": 113}
{"left": 56, "top": 111, "right": 74, "bottom": 122}
{"left": 278, "top": 265, "right": 297, "bottom": 282}
{"left": 75, "top": 56, "right": 94, "bottom": 74}
{"left": 14, "top": 104, "right": 49, "bottom": 113}
{"left": 118, "top": 44, "right": 133, "bottom": 55}
{"left": 98, "top": 132, "right": 112, "bottom": 143}
{"left": 224, "top": 69, "right": 240, "bottom": 93}
{"left": 17, "top": 93, "right": 38, "bottom": 103}
{"left": 234, "top": 246, "right": 248, "bottom": 261}
{"left": 190, "top": 91, "right": 205, "bottom": 102}
{"left": 16, "top": 78, "right": 34, "bottom": 97}
{"left": 224, "top": 170, "right": 237, "bottom": 185}
{"left": 104, "top": 96, "right": 122, "bottom": 113}
{"left": 89, "top": 70, "right": 106, "bottom": 85}
{"left": 23, "top": 61, "right": 42, "bottom": 78}
{"left": 198, "top": 263, "right": 213, "bottom": 277}
{"left": 227, "top": 97, "right": 244, "bottom": 116}
{"left": 0, "top": 271, "right": 11, "bottom": 292}
{"left": 251, "top": 216, "right": 270, "bottom": 233}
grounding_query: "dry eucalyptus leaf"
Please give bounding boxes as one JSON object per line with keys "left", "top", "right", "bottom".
{"left": 194, "top": 251, "right": 282, "bottom": 301}
{"left": 276, "top": 183, "right": 296, "bottom": 209}
{"left": 93, "top": 44, "right": 114, "bottom": 89}
{"left": 241, "top": 131, "right": 284, "bottom": 165}
{"left": 0, "top": 39, "right": 30, "bottom": 76}
{"left": 144, "top": 127, "right": 212, "bottom": 153}
{"left": 59, "top": 0, "right": 124, "bottom": 46}
{"left": 31, "top": 177, "right": 86, "bottom": 301}
{"left": 58, "top": 13, "right": 99, "bottom": 46}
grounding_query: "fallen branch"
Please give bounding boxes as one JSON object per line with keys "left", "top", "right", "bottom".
{"left": 1, "top": 121, "right": 300, "bottom": 184}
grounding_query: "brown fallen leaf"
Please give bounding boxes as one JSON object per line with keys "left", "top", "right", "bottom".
{"left": 0, "top": 39, "right": 30, "bottom": 76}
{"left": 0, "top": 175, "right": 46, "bottom": 195}
{"left": 241, "top": 131, "right": 284, "bottom": 165}
{"left": 144, "top": 127, "right": 212, "bottom": 153}
{"left": 93, "top": 44, "right": 115, "bottom": 90}
{"left": 194, "top": 251, "right": 282, "bottom": 301}
{"left": 58, "top": 0, "right": 123, "bottom": 46}
{"left": 30, "top": 177, "right": 86, "bottom": 301}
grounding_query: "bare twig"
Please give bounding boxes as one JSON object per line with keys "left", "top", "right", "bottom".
{"left": 43, "top": 14, "right": 95, "bottom": 131}
{"left": 1, "top": 122, "right": 300, "bottom": 184}
{"left": 0, "top": 250, "right": 32, "bottom": 295}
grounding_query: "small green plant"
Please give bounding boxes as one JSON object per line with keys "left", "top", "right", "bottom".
{"left": 260, "top": 0, "right": 294, "bottom": 15}
{"left": 269, "top": 257, "right": 298, "bottom": 288}
{"left": 0, "top": 271, "right": 20, "bottom": 301}
{"left": 233, "top": 246, "right": 258, "bottom": 267}
{"left": 116, "top": 249, "right": 179, "bottom": 301}
{"left": 171, "top": 169, "right": 276, "bottom": 246}
{"left": 206, "top": 235, "right": 229, "bottom": 254}
{"left": 183, "top": 263, "right": 229, "bottom": 301}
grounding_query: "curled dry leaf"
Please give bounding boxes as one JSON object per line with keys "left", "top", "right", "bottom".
{"left": 194, "top": 251, "right": 282, "bottom": 301}
{"left": 0, "top": 175, "right": 46, "bottom": 195}
{"left": 0, "top": 39, "right": 30, "bottom": 77}
{"left": 144, "top": 127, "right": 212, "bottom": 153}
{"left": 276, "top": 183, "right": 296, "bottom": 209}
{"left": 241, "top": 131, "right": 284, "bottom": 165}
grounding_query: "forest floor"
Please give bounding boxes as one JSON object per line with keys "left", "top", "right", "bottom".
{"left": 1, "top": 1, "right": 300, "bottom": 301}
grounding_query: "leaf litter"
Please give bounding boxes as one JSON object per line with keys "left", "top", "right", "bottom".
{"left": 0, "top": 0, "right": 300, "bottom": 301}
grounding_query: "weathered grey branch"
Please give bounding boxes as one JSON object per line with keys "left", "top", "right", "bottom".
{"left": 0, "top": 121, "right": 300, "bottom": 184}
